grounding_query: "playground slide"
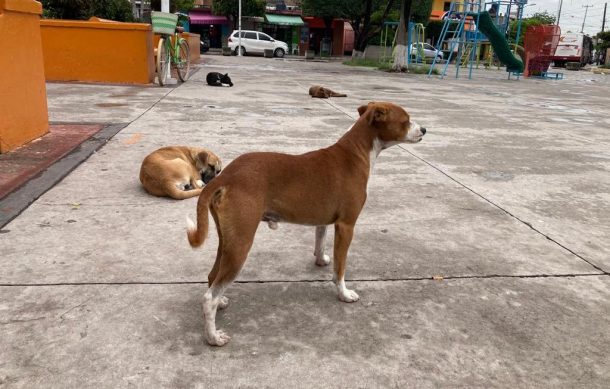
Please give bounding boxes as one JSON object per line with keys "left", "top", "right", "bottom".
{"left": 475, "top": 11, "right": 524, "bottom": 73}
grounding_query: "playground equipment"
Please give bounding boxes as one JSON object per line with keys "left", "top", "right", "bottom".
{"left": 428, "top": 0, "right": 527, "bottom": 79}
{"left": 380, "top": 21, "right": 427, "bottom": 65}
{"left": 523, "top": 25, "right": 562, "bottom": 78}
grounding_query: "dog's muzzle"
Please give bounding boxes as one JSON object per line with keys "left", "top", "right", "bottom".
{"left": 202, "top": 169, "right": 217, "bottom": 184}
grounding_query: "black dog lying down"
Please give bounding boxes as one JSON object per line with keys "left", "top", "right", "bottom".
{"left": 206, "top": 72, "right": 233, "bottom": 87}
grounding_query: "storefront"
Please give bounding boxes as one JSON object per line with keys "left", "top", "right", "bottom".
{"left": 301, "top": 17, "right": 353, "bottom": 56}
{"left": 262, "top": 14, "right": 304, "bottom": 55}
{"left": 189, "top": 10, "right": 229, "bottom": 49}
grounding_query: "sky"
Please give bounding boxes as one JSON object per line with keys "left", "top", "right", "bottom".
{"left": 523, "top": 0, "right": 608, "bottom": 36}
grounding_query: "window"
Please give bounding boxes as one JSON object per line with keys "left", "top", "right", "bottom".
{"left": 258, "top": 33, "right": 272, "bottom": 41}
{"left": 443, "top": 1, "right": 452, "bottom": 11}
{"left": 244, "top": 32, "right": 257, "bottom": 39}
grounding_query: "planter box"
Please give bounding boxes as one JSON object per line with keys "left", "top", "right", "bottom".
{"left": 264, "top": 49, "right": 274, "bottom": 58}
{"left": 305, "top": 50, "right": 315, "bottom": 59}
{"left": 40, "top": 19, "right": 155, "bottom": 84}
{"left": 222, "top": 47, "right": 233, "bottom": 56}
{"left": 566, "top": 62, "right": 580, "bottom": 71}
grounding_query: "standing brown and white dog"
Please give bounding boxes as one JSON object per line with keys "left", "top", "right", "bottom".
{"left": 187, "top": 102, "right": 426, "bottom": 346}
{"left": 140, "top": 146, "right": 222, "bottom": 200}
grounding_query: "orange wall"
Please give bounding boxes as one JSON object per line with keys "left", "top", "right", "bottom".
{"left": 0, "top": 0, "right": 49, "bottom": 153}
{"left": 40, "top": 19, "right": 155, "bottom": 84}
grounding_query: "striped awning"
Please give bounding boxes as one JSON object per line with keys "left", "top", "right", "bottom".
{"left": 190, "top": 12, "right": 229, "bottom": 25}
{"left": 264, "top": 14, "right": 304, "bottom": 26}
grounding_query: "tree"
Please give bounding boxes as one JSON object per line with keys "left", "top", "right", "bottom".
{"left": 42, "top": 0, "right": 134, "bottom": 21}
{"left": 212, "top": 0, "right": 266, "bottom": 29}
{"left": 411, "top": 0, "right": 433, "bottom": 26}
{"left": 596, "top": 30, "right": 610, "bottom": 64}
{"left": 392, "top": 0, "right": 413, "bottom": 70}
{"left": 302, "top": 0, "right": 398, "bottom": 56}
{"left": 509, "top": 11, "right": 556, "bottom": 47}
{"left": 151, "top": 0, "right": 195, "bottom": 12}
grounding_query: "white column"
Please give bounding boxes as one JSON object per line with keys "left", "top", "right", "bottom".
{"left": 238, "top": 0, "right": 242, "bottom": 56}
{"left": 162, "top": 0, "right": 169, "bottom": 13}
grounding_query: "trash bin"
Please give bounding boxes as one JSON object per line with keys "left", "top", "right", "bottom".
{"left": 264, "top": 49, "right": 274, "bottom": 58}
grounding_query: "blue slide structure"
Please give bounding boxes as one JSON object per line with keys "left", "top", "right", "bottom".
{"left": 474, "top": 11, "right": 524, "bottom": 73}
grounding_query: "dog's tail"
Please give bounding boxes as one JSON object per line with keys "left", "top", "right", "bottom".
{"left": 330, "top": 91, "right": 347, "bottom": 97}
{"left": 168, "top": 185, "right": 203, "bottom": 200}
{"left": 186, "top": 185, "right": 221, "bottom": 248}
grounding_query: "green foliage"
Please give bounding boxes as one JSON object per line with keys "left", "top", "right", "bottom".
{"left": 302, "top": 0, "right": 352, "bottom": 19}
{"left": 212, "top": 0, "right": 265, "bottom": 18}
{"left": 41, "top": 0, "right": 134, "bottom": 21}
{"left": 596, "top": 31, "right": 610, "bottom": 52}
{"left": 343, "top": 58, "right": 439, "bottom": 74}
{"left": 411, "top": 0, "right": 433, "bottom": 26}
{"left": 509, "top": 11, "right": 557, "bottom": 46}
{"left": 343, "top": 58, "right": 391, "bottom": 68}
{"left": 150, "top": 0, "right": 195, "bottom": 12}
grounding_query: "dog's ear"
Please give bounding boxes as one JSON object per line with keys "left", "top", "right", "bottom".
{"left": 372, "top": 106, "right": 389, "bottom": 123}
{"left": 358, "top": 102, "right": 387, "bottom": 125}
{"left": 224, "top": 73, "right": 228, "bottom": 78}
{"left": 196, "top": 151, "right": 209, "bottom": 165}
{"left": 357, "top": 104, "right": 369, "bottom": 117}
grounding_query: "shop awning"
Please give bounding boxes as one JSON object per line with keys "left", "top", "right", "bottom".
{"left": 264, "top": 14, "right": 304, "bottom": 26}
{"left": 302, "top": 17, "right": 341, "bottom": 29}
{"left": 189, "top": 12, "right": 229, "bottom": 25}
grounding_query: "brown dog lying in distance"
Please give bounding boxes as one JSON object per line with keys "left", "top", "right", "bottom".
{"left": 140, "top": 146, "right": 222, "bottom": 200}
{"left": 186, "top": 102, "right": 426, "bottom": 346}
{"left": 309, "top": 85, "right": 347, "bottom": 98}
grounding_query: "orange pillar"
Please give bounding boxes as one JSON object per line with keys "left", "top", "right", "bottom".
{"left": 0, "top": 0, "right": 49, "bottom": 153}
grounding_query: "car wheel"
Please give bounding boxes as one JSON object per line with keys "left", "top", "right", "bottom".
{"left": 274, "top": 48, "right": 285, "bottom": 58}
{"left": 235, "top": 46, "right": 246, "bottom": 56}
{"left": 436, "top": 55, "right": 443, "bottom": 62}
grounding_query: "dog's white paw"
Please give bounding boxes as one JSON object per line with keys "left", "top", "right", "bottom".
{"left": 267, "top": 221, "right": 278, "bottom": 230}
{"left": 315, "top": 254, "right": 331, "bottom": 266}
{"left": 196, "top": 180, "right": 204, "bottom": 188}
{"left": 218, "top": 296, "right": 229, "bottom": 310}
{"left": 338, "top": 289, "right": 360, "bottom": 303}
{"left": 206, "top": 329, "right": 231, "bottom": 346}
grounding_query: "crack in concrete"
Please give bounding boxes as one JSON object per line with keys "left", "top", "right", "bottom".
{"left": 397, "top": 145, "right": 609, "bottom": 276}
{"left": 314, "top": 96, "right": 607, "bottom": 276}
{"left": 0, "top": 272, "right": 606, "bottom": 288}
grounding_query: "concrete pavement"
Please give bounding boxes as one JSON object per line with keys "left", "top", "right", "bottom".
{"left": 1, "top": 56, "right": 609, "bottom": 387}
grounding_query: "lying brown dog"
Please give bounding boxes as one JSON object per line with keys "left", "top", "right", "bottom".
{"left": 140, "top": 146, "right": 222, "bottom": 200}
{"left": 186, "top": 102, "right": 426, "bottom": 346}
{"left": 309, "top": 85, "right": 347, "bottom": 98}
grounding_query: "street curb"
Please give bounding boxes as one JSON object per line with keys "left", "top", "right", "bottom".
{"left": 0, "top": 123, "right": 128, "bottom": 229}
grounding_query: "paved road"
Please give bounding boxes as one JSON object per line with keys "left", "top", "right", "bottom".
{"left": 1, "top": 56, "right": 608, "bottom": 388}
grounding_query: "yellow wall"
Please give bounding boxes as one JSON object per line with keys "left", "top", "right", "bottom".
{"left": 40, "top": 19, "right": 155, "bottom": 84}
{"left": 432, "top": 0, "right": 447, "bottom": 12}
{"left": 0, "top": 0, "right": 49, "bottom": 153}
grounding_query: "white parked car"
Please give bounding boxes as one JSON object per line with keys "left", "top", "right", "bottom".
{"left": 228, "top": 30, "right": 289, "bottom": 58}
{"left": 410, "top": 43, "right": 444, "bottom": 61}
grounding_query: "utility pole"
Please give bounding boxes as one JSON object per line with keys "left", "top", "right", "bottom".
{"left": 557, "top": 0, "right": 563, "bottom": 24}
{"left": 582, "top": 4, "right": 593, "bottom": 33}
{"left": 602, "top": 2, "right": 607, "bottom": 32}
{"left": 238, "top": 0, "right": 242, "bottom": 56}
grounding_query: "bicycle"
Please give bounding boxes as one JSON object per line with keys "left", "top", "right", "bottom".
{"left": 152, "top": 11, "right": 190, "bottom": 86}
